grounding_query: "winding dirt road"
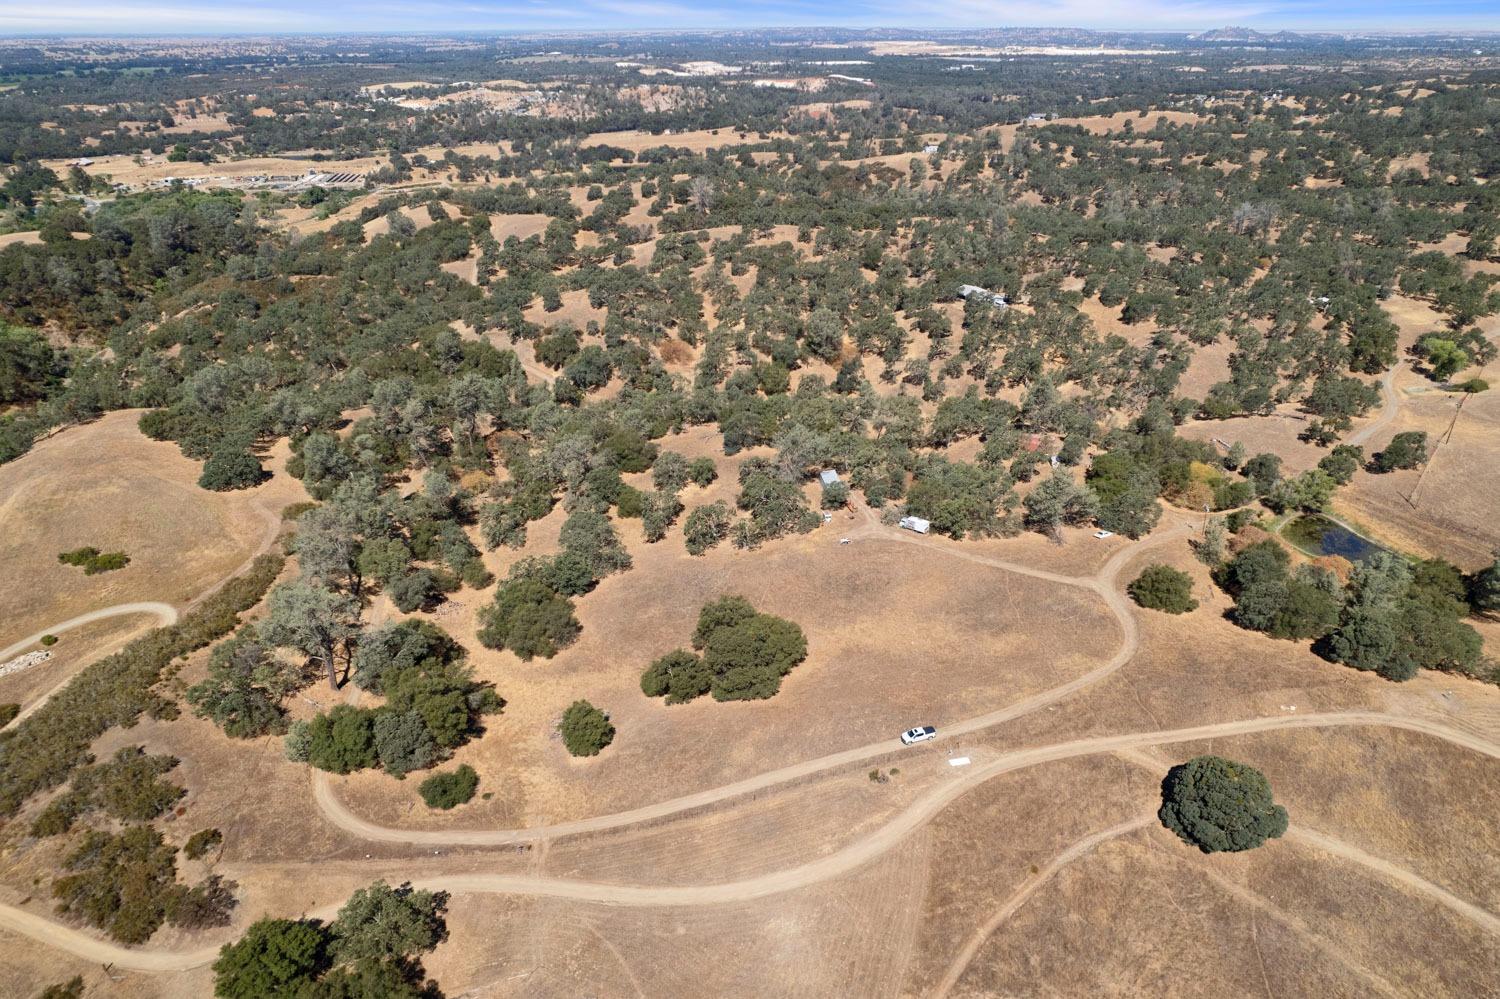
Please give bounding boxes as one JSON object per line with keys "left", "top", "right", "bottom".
{"left": 1348, "top": 366, "right": 1400, "bottom": 448}
{"left": 0, "top": 602, "right": 179, "bottom": 733}
{"left": 12, "top": 711, "right": 1499, "bottom": 972}
{"left": 0, "top": 602, "right": 178, "bottom": 664}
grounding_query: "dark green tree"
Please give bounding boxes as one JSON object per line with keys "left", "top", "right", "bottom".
{"left": 1159, "top": 755, "right": 1289, "bottom": 853}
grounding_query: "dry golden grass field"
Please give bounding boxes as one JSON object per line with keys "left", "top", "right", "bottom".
{"left": 0, "top": 410, "right": 302, "bottom": 649}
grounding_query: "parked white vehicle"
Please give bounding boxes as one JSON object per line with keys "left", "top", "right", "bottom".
{"left": 900, "top": 725, "right": 937, "bottom": 745}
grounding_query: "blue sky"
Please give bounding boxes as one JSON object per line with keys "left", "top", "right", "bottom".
{"left": 0, "top": 0, "right": 1497, "bottom": 36}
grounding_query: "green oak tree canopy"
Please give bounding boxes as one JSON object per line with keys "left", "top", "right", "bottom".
{"left": 1159, "top": 755, "right": 1289, "bottom": 853}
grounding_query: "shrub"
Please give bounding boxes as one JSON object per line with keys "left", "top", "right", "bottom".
{"left": 184, "top": 828, "right": 223, "bottom": 860}
{"left": 288, "top": 705, "right": 378, "bottom": 774}
{"left": 640, "top": 648, "right": 712, "bottom": 703}
{"left": 1159, "top": 755, "right": 1288, "bottom": 853}
{"left": 1455, "top": 377, "right": 1489, "bottom": 393}
{"left": 641, "top": 490, "right": 684, "bottom": 543}
{"left": 199, "top": 449, "right": 266, "bottom": 491}
{"left": 39, "top": 634, "right": 58, "bottom": 646}
{"left": 559, "top": 700, "right": 615, "bottom": 757}
{"left": 1127, "top": 565, "right": 1198, "bottom": 614}
{"left": 687, "top": 456, "right": 718, "bottom": 486}
{"left": 57, "top": 546, "right": 131, "bottom": 575}
{"left": 0, "top": 703, "right": 17, "bottom": 726}
{"left": 1370, "top": 431, "right": 1428, "bottom": 473}
{"left": 683, "top": 501, "right": 732, "bottom": 555}
{"left": 418, "top": 765, "right": 478, "bottom": 809}
{"left": 476, "top": 577, "right": 580, "bottom": 660}
{"left": 164, "top": 874, "right": 238, "bottom": 930}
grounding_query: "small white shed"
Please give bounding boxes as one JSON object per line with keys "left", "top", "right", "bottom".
{"left": 899, "top": 516, "right": 932, "bottom": 535}
{"left": 819, "top": 469, "right": 842, "bottom": 487}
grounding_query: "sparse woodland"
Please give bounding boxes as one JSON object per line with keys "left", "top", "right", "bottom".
{"left": 0, "top": 29, "right": 1498, "bottom": 992}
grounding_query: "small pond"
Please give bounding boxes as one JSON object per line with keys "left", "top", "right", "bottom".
{"left": 1282, "top": 514, "right": 1388, "bottom": 563}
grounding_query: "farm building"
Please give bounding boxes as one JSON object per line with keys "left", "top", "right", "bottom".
{"left": 923, "top": 143, "right": 940, "bottom": 154}
{"left": 957, "top": 284, "right": 1007, "bottom": 307}
{"left": 899, "top": 516, "right": 932, "bottom": 535}
{"left": 819, "top": 469, "right": 841, "bottom": 487}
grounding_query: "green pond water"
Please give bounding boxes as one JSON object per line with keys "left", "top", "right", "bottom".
{"left": 1282, "top": 515, "right": 1388, "bottom": 562}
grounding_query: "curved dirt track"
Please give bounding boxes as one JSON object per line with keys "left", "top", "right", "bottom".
{"left": 9, "top": 711, "right": 1498, "bottom": 973}
{"left": 1348, "top": 366, "right": 1400, "bottom": 447}
{"left": 0, "top": 903, "right": 221, "bottom": 972}
{"left": 930, "top": 814, "right": 1157, "bottom": 998}
{"left": 315, "top": 518, "right": 1192, "bottom": 846}
{"left": 0, "top": 602, "right": 179, "bottom": 733}
{"left": 0, "top": 601, "right": 178, "bottom": 663}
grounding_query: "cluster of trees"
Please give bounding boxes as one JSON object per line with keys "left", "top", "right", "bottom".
{"left": 1218, "top": 540, "right": 1486, "bottom": 682}
{"left": 641, "top": 595, "right": 808, "bottom": 703}
{"left": 52, "top": 824, "right": 237, "bottom": 944}
{"left": 213, "top": 881, "right": 448, "bottom": 998}
{"left": 285, "top": 621, "right": 500, "bottom": 777}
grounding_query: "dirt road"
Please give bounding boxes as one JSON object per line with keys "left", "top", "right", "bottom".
{"left": 930, "top": 814, "right": 1158, "bottom": 998}
{"left": 0, "top": 601, "right": 178, "bottom": 663}
{"left": 9, "top": 710, "right": 1498, "bottom": 973}
{"left": 1348, "top": 366, "right": 1400, "bottom": 447}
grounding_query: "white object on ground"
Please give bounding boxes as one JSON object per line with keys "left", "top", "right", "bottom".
{"left": 0, "top": 650, "right": 51, "bottom": 679}
{"left": 948, "top": 757, "right": 971, "bottom": 767}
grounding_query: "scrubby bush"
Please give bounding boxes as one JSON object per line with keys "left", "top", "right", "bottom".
{"left": 286, "top": 705, "right": 377, "bottom": 774}
{"left": 683, "top": 501, "right": 732, "bottom": 555}
{"left": 419, "top": 765, "right": 478, "bottom": 809}
{"left": 1127, "top": 565, "right": 1198, "bottom": 614}
{"left": 183, "top": 828, "right": 223, "bottom": 860}
{"left": 559, "top": 700, "right": 615, "bottom": 757}
{"left": 477, "top": 577, "right": 580, "bottom": 660}
{"left": 687, "top": 456, "right": 718, "bottom": 486}
{"left": 57, "top": 546, "right": 130, "bottom": 575}
{"left": 1159, "top": 755, "right": 1288, "bottom": 853}
{"left": 31, "top": 747, "right": 184, "bottom": 836}
{"left": 1370, "top": 431, "right": 1428, "bottom": 473}
{"left": 51, "top": 825, "right": 232, "bottom": 944}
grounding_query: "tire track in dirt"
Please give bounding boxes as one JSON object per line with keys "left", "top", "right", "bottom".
{"left": 928, "top": 814, "right": 1157, "bottom": 998}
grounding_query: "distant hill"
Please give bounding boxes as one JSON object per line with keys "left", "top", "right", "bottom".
{"left": 1188, "top": 26, "right": 1302, "bottom": 43}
